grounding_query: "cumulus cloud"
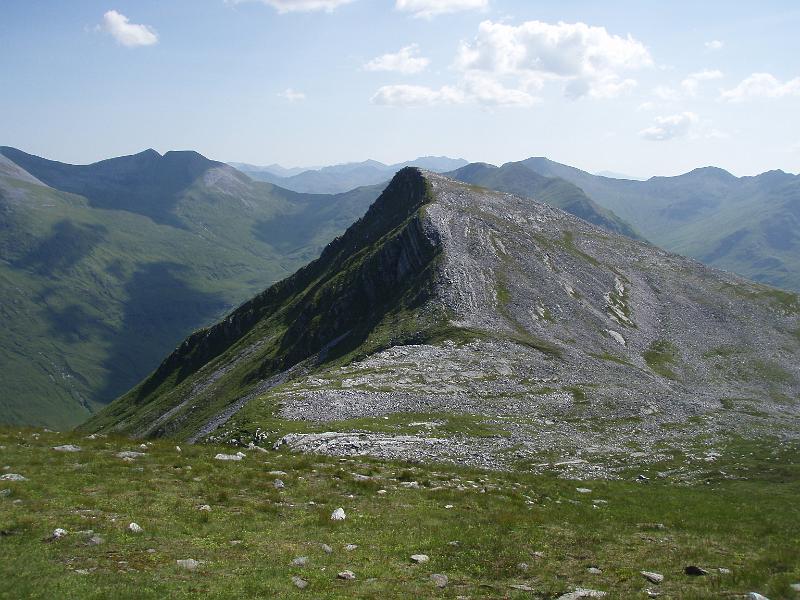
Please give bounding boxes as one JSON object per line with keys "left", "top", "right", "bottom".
{"left": 455, "top": 20, "right": 652, "bottom": 100}
{"left": 639, "top": 112, "right": 699, "bottom": 141}
{"left": 279, "top": 88, "right": 306, "bottom": 102}
{"left": 721, "top": 72, "right": 800, "bottom": 102}
{"left": 705, "top": 40, "right": 724, "bottom": 51}
{"left": 100, "top": 10, "right": 158, "bottom": 47}
{"left": 371, "top": 84, "right": 464, "bottom": 107}
{"left": 681, "top": 69, "right": 723, "bottom": 95}
{"left": 230, "top": 0, "right": 355, "bottom": 13}
{"left": 364, "top": 44, "right": 430, "bottom": 74}
{"left": 396, "top": 0, "right": 488, "bottom": 19}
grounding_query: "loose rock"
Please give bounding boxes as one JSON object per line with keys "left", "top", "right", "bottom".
{"left": 337, "top": 570, "right": 356, "bottom": 580}
{"left": 748, "top": 594, "right": 770, "bottom": 600}
{"left": 0, "top": 474, "right": 26, "bottom": 481}
{"left": 411, "top": 554, "right": 429, "bottom": 564}
{"left": 345, "top": 544, "right": 358, "bottom": 551}
{"left": 684, "top": 565, "right": 708, "bottom": 576}
{"left": 292, "top": 576, "right": 309, "bottom": 589}
{"left": 214, "top": 453, "right": 242, "bottom": 461}
{"left": 116, "top": 451, "right": 145, "bottom": 460}
{"left": 177, "top": 559, "right": 200, "bottom": 571}
{"left": 331, "top": 508, "right": 346, "bottom": 521}
{"left": 53, "top": 445, "right": 81, "bottom": 453}
{"left": 556, "top": 589, "right": 607, "bottom": 600}
{"left": 292, "top": 556, "right": 308, "bottom": 567}
{"left": 273, "top": 479, "right": 285, "bottom": 490}
{"left": 321, "top": 543, "right": 333, "bottom": 554}
{"left": 431, "top": 574, "right": 448, "bottom": 588}
{"left": 127, "top": 522, "right": 143, "bottom": 534}
{"left": 641, "top": 571, "right": 664, "bottom": 584}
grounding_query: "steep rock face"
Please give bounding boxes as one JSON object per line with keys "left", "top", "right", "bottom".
{"left": 86, "top": 170, "right": 800, "bottom": 476}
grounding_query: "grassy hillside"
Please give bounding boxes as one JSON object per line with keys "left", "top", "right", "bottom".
{"left": 522, "top": 157, "right": 800, "bottom": 291}
{"left": 1, "top": 427, "right": 798, "bottom": 598}
{"left": 0, "top": 149, "right": 380, "bottom": 428}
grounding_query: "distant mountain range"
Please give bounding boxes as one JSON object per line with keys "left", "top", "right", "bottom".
{"left": 232, "top": 156, "right": 469, "bottom": 194}
{"left": 521, "top": 157, "right": 800, "bottom": 291}
{"left": 0, "top": 147, "right": 379, "bottom": 427}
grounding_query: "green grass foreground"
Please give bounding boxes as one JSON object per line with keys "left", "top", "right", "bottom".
{"left": 1, "top": 428, "right": 799, "bottom": 599}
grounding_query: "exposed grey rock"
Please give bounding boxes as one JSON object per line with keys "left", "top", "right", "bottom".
{"left": 748, "top": 594, "right": 770, "bottom": 600}
{"left": 292, "top": 576, "right": 308, "bottom": 589}
{"left": 410, "top": 554, "right": 429, "bottom": 564}
{"left": 641, "top": 571, "right": 664, "bottom": 584}
{"left": 52, "top": 445, "right": 81, "bottom": 453}
{"left": 556, "top": 589, "right": 607, "bottom": 600}
{"left": 510, "top": 584, "right": 535, "bottom": 592}
{"left": 127, "top": 522, "right": 143, "bottom": 534}
{"left": 0, "top": 474, "right": 26, "bottom": 481}
{"left": 291, "top": 556, "right": 308, "bottom": 567}
{"left": 576, "top": 487, "right": 592, "bottom": 494}
{"left": 321, "top": 543, "right": 333, "bottom": 554}
{"left": 273, "top": 479, "right": 285, "bottom": 489}
{"left": 337, "top": 570, "right": 356, "bottom": 580}
{"left": 330, "top": 508, "right": 346, "bottom": 521}
{"left": 116, "top": 451, "right": 145, "bottom": 460}
{"left": 431, "top": 573, "right": 448, "bottom": 588}
{"left": 49, "top": 528, "right": 68, "bottom": 541}
{"left": 587, "top": 567, "right": 602, "bottom": 574}
{"left": 197, "top": 504, "right": 211, "bottom": 512}
{"left": 214, "top": 453, "right": 243, "bottom": 461}
{"left": 0, "top": 489, "right": 10, "bottom": 497}
{"left": 177, "top": 559, "right": 200, "bottom": 571}
{"left": 88, "top": 535, "right": 103, "bottom": 546}
{"left": 345, "top": 544, "right": 358, "bottom": 551}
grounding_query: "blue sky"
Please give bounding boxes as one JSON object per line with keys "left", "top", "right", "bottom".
{"left": 1, "top": 0, "right": 799, "bottom": 176}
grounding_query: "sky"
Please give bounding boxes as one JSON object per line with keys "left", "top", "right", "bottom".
{"left": 1, "top": 0, "right": 799, "bottom": 177}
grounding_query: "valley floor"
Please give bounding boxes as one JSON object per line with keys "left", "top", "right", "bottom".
{"left": 1, "top": 427, "right": 798, "bottom": 599}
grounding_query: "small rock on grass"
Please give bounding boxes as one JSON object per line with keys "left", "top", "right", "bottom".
{"left": 330, "top": 508, "right": 346, "bottom": 521}
{"left": 641, "top": 571, "right": 664, "bottom": 584}
{"left": 321, "top": 543, "right": 333, "bottom": 554}
{"left": 127, "top": 522, "right": 143, "bottom": 534}
{"left": 47, "top": 528, "right": 68, "bottom": 541}
{"left": 177, "top": 559, "right": 200, "bottom": 571}
{"left": 587, "top": 567, "right": 602, "bottom": 574}
{"left": 410, "top": 554, "right": 429, "bottom": 564}
{"left": 431, "top": 574, "right": 448, "bottom": 588}
{"left": 53, "top": 445, "right": 81, "bottom": 453}
{"left": 576, "top": 487, "right": 592, "bottom": 494}
{"left": 292, "top": 576, "right": 309, "bottom": 589}
{"left": 88, "top": 535, "right": 103, "bottom": 546}
{"left": 214, "top": 453, "right": 242, "bottom": 462}
{"left": 556, "top": 589, "right": 607, "bottom": 600}
{"left": 291, "top": 556, "right": 308, "bottom": 567}
{"left": 790, "top": 583, "right": 800, "bottom": 591}
{"left": 116, "top": 451, "right": 145, "bottom": 460}
{"left": 684, "top": 565, "right": 708, "bottom": 576}
{"left": 510, "top": 584, "right": 535, "bottom": 591}
{"left": 337, "top": 570, "right": 356, "bottom": 580}
{"left": 748, "top": 594, "right": 770, "bottom": 600}
{"left": 0, "top": 474, "right": 26, "bottom": 481}
{"left": 198, "top": 504, "right": 211, "bottom": 512}
{"left": 345, "top": 544, "right": 358, "bottom": 551}
{"left": 273, "top": 479, "right": 285, "bottom": 490}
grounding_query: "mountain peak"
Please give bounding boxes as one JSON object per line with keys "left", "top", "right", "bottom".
{"left": 87, "top": 169, "right": 799, "bottom": 472}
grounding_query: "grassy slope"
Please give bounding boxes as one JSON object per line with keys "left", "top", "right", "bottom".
{"left": 0, "top": 169, "right": 379, "bottom": 428}
{"left": 1, "top": 427, "right": 798, "bottom": 599}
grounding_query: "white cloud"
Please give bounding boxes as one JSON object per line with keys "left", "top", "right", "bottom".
{"left": 462, "top": 72, "right": 538, "bottom": 106}
{"left": 705, "top": 40, "right": 724, "bottom": 51}
{"left": 364, "top": 44, "right": 430, "bottom": 74}
{"left": 231, "top": 0, "right": 355, "bottom": 13}
{"left": 639, "top": 112, "right": 699, "bottom": 141}
{"left": 637, "top": 101, "right": 656, "bottom": 111}
{"left": 455, "top": 20, "right": 652, "bottom": 99}
{"left": 279, "top": 88, "right": 306, "bottom": 102}
{"left": 396, "top": 0, "right": 488, "bottom": 19}
{"left": 100, "top": 10, "right": 158, "bottom": 47}
{"left": 721, "top": 72, "right": 800, "bottom": 102}
{"left": 371, "top": 84, "right": 464, "bottom": 106}
{"left": 681, "top": 69, "right": 723, "bottom": 95}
